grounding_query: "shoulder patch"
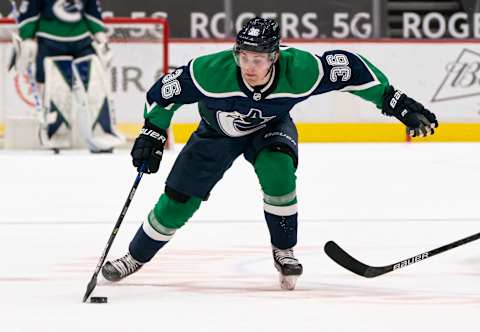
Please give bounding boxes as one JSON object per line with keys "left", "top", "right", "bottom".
{"left": 190, "top": 50, "right": 246, "bottom": 98}
{"left": 268, "top": 47, "right": 324, "bottom": 99}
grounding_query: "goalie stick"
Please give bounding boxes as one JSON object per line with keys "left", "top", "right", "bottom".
{"left": 324, "top": 231, "right": 480, "bottom": 278}
{"left": 9, "top": 0, "right": 52, "bottom": 147}
{"left": 82, "top": 165, "right": 145, "bottom": 303}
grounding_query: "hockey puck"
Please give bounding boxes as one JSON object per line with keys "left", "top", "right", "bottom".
{"left": 90, "top": 296, "right": 108, "bottom": 303}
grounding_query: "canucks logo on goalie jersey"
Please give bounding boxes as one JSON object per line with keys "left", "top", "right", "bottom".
{"left": 52, "top": 0, "right": 84, "bottom": 23}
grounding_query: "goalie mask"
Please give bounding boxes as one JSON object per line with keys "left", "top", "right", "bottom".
{"left": 234, "top": 17, "right": 280, "bottom": 64}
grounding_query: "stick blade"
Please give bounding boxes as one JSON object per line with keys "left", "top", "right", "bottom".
{"left": 82, "top": 276, "right": 98, "bottom": 303}
{"left": 324, "top": 241, "right": 374, "bottom": 277}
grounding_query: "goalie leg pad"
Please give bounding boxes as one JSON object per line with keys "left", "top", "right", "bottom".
{"left": 72, "top": 54, "right": 125, "bottom": 151}
{"left": 254, "top": 149, "right": 298, "bottom": 250}
{"left": 42, "top": 56, "right": 75, "bottom": 148}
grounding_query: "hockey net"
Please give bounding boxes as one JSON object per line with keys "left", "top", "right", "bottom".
{"left": 0, "top": 17, "right": 169, "bottom": 149}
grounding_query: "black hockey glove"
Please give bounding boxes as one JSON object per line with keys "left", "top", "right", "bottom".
{"left": 131, "top": 121, "right": 167, "bottom": 173}
{"left": 382, "top": 86, "right": 438, "bottom": 137}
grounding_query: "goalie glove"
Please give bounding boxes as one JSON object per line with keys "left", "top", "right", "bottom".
{"left": 382, "top": 86, "right": 439, "bottom": 137}
{"left": 12, "top": 36, "right": 37, "bottom": 74}
{"left": 131, "top": 121, "right": 168, "bottom": 173}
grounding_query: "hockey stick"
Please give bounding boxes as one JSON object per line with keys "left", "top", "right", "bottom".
{"left": 324, "top": 231, "right": 480, "bottom": 278}
{"left": 82, "top": 164, "right": 145, "bottom": 302}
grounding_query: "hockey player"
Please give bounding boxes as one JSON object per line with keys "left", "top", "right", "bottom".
{"left": 15, "top": 0, "right": 123, "bottom": 152}
{"left": 102, "top": 18, "right": 438, "bottom": 290}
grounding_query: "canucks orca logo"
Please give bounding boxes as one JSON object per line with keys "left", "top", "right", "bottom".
{"left": 53, "top": 0, "right": 84, "bottom": 23}
{"left": 216, "top": 108, "right": 275, "bottom": 137}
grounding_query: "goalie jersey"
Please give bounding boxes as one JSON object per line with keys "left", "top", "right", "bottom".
{"left": 17, "top": 0, "right": 105, "bottom": 41}
{"left": 145, "top": 47, "right": 390, "bottom": 137}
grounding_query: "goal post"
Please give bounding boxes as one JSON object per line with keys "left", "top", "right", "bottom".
{"left": 0, "top": 17, "right": 170, "bottom": 149}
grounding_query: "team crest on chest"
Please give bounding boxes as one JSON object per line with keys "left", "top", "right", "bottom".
{"left": 216, "top": 108, "right": 275, "bottom": 137}
{"left": 53, "top": 0, "right": 84, "bottom": 23}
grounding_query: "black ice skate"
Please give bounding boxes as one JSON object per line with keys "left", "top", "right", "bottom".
{"left": 272, "top": 246, "right": 303, "bottom": 290}
{"left": 102, "top": 253, "right": 143, "bottom": 282}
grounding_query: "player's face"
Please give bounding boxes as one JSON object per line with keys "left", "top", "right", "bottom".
{"left": 237, "top": 50, "right": 276, "bottom": 86}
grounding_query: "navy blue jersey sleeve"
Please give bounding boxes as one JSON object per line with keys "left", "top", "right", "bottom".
{"left": 18, "top": 0, "right": 41, "bottom": 39}
{"left": 84, "top": 0, "right": 105, "bottom": 34}
{"left": 144, "top": 64, "right": 205, "bottom": 129}
{"left": 313, "top": 50, "right": 389, "bottom": 108}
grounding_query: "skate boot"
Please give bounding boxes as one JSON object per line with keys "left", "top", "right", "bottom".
{"left": 272, "top": 246, "right": 303, "bottom": 290}
{"left": 102, "top": 253, "right": 143, "bottom": 282}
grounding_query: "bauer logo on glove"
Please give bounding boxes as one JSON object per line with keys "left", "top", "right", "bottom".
{"left": 131, "top": 121, "right": 168, "bottom": 173}
{"left": 140, "top": 128, "right": 167, "bottom": 143}
{"left": 382, "top": 86, "right": 439, "bottom": 137}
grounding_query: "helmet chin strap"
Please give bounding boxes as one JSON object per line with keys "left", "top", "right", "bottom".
{"left": 263, "top": 64, "right": 274, "bottom": 80}
{"left": 263, "top": 55, "right": 277, "bottom": 81}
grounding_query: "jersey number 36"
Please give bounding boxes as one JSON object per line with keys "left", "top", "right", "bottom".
{"left": 161, "top": 68, "right": 183, "bottom": 99}
{"left": 326, "top": 54, "right": 351, "bottom": 82}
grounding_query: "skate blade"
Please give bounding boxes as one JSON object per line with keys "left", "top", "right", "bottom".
{"left": 279, "top": 274, "right": 298, "bottom": 291}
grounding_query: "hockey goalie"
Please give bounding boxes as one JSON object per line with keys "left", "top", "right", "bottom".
{"left": 11, "top": 0, "right": 124, "bottom": 152}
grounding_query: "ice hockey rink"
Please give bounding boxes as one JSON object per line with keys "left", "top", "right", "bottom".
{"left": 0, "top": 142, "right": 479, "bottom": 332}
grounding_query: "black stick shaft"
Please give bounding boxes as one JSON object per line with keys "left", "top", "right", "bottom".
{"left": 82, "top": 169, "right": 144, "bottom": 302}
{"left": 388, "top": 231, "right": 480, "bottom": 273}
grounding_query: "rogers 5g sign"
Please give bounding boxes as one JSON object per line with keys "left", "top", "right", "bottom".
{"left": 404, "top": 12, "right": 480, "bottom": 38}
{"left": 191, "top": 12, "right": 373, "bottom": 39}
{"left": 98, "top": 0, "right": 375, "bottom": 39}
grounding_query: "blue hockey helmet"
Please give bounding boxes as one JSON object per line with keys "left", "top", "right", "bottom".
{"left": 234, "top": 17, "right": 280, "bottom": 54}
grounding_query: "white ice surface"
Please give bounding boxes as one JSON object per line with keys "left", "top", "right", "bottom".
{"left": 0, "top": 143, "right": 479, "bottom": 332}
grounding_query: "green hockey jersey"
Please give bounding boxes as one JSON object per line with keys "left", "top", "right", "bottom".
{"left": 18, "top": 0, "right": 104, "bottom": 41}
{"left": 145, "top": 47, "right": 390, "bottom": 137}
